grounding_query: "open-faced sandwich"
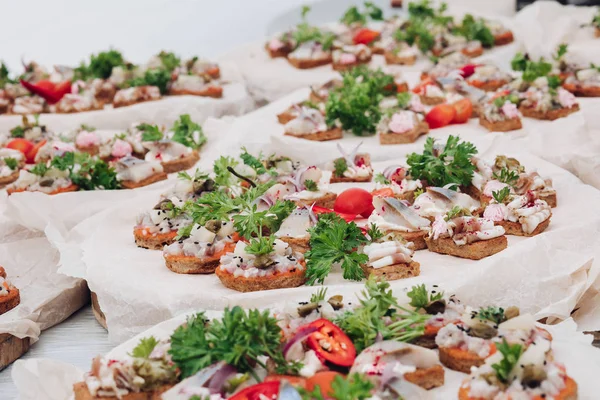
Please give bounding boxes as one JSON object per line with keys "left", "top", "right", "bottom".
{"left": 360, "top": 237, "right": 420, "bottom": 281}
{"left": 0, "top": 148, "right": 25, "bottom": 186}
{"left": 413, "top": 80, "right": 447, "bottom": 105}
{"left": 412, "top": 186, "right": 482, "bottom": 221}
{"left": 485, "top": 19, "right": 514, "bottom": 46}
{"left": 425, "top": 207, "right": 507, "bottom": 260}
{"left": 467, "top": 65, "right": 512, "bottom": 92}
{"left": 0, "top": 266, "right": 20, "bottom": 315}
{"left": 277, "top": 101, "right": 324, "bottom": 125}
{"left": 484, "top": 189, "right": 552, "bottom": 237}
{"left": 284, "top": 105, "right": 343, "bottom": 141}
{"left": 327, "top": 143, "right": 373, "bottom": 183}
{"left": 369, "top": 196, "right": 431, "bottom": 250}
{"left": 288, "top": 41, "right": 333, "bottom": 69}
{"left": 479, "top": 95, "right": 523, "bottom": 132}
{"left": 378, "top": 109, "right": 429, "bottom": 145}
{"left": 309, "top": 79, "right": 343, "bottom": 103}
{"left": 519, "top": 86, "right": 580, "bottom": 121}
{"left": 134, "top": 198, "right": 192, "bottom": 250}
{"left": 563, "top": 66, "right": 600, "bottom": 97}
{"left": 115, "top": 156, "right": 166, "bottom": 189}
{"left": 275, "top": 206, "right": 314, "bottom": 254}
{"left": 113, "top": 85, "right": 161, "bottom": 108}
{"left": 266, "top": 31, "right": 297, "bottom": 58}
{"left": 384, "top": 42, "right": 419, "bottom": 65}
{"left": 6, "top": 115, "right": 52, "bottom": 144}
{"left": 7, "top": 163, "right": 78, "bottom": 195}
{"left": 169, "top": 74, "right": 222, "bottom": 98}
{"left": 332, "top": 44, "right": 372, "bottom": 71}
{"left": 372, "top": 165, "right": 423, "bottom": 203}
{"left": 281, "top": 166, "right": 337, "bottom": 209}
{"left": 53, "top": 91, "right": 101, "bottom": 114}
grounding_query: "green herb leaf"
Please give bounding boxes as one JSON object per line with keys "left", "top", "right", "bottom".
{"left": 9, "top": 126, "right": 25, "bottom": 138}
{"left": 366, "top": 223, "right": 383, "bottom": 242}
{"left": 329, "top": 374, "right": 374, "bottom": 400}
{"left": 129, "top": 336, "right": 159, "bottom": 359}
{"left": 333, "top": 158, "right": 348, "bottom": 177}
{"left": 407, "top": 284, "right": 444, "bottom": 311}
{"left": 29, "top": 162, "right": 49, "bottom": 176}
{"left": 171, "top": 114, "right": 206, "bottom": 150}
{"left": 493, "top": 167, "right": 519, "bottom": 186}
{"left": 492, "top": 339, "right": 523, "bottom": 383}
{"left": 477, "top": 306, "right": 507, "bottom": 325}
{"left": 397, "top": 91, "right": 412, "bottom": 109}
{"left": 373, "top": 173, "right": 390, "bottom": 185}
{"left": 240, "top": 148, "right": 267, "bottom": 175}
{"left": 158, "top": 51, "right": 181, "bottom": 72}
{"left": 169, "top": 312, "right": 212, "bottom": 378}
{"left": 4, "top": 157, "right": 18, "bottom": 170}
{"left": 310, "top": 288, "right": 328, "bottom": 303}
{"left": 492, "top": 187, "right": 511, "bottom": 203}
{"left": 213, "top": 156, "right": 239, "bottom": 189}
{"left": 456, "top": 14, "right": 495, "bottom": 47}
{"left": 554, "top": 43, "right": 568, "bottom": 61}
{"left": 137, "top": 123, "right": 163, "bottom": 142}
{"left": 305, "top": 213, "right": 368, "bottom": 285}
{"left": 304, "top": 179, "right": 318, "bottom": 191}
{"left": 341, "top": 6, "right": 365, "bottom": 26}
{"left": 127, "top": 68, "right": 171, "bottom": 94}
{"left": 407, "top": 136, "right": 478, "bottom": 188}
{"left": 244, "top": 235, "right": 275, "bottom": 256}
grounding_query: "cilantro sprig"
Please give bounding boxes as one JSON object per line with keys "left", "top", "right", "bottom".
{"left": 407, "top": 284, "right": 444, "bottom": 311}
{"left": 137, "top": 123, "right": 163, "bottom": 142}
{"left": 171, "top": 114, "right": 206, "bottom": 150}
{"left": 407, "top": 136, "right": 478, "bottom": 189}
{"left": 493, "top": 167, "right": 519, "bottom": 186}
{"left": 129, "top": 336, "right": 159, "bottom": 359}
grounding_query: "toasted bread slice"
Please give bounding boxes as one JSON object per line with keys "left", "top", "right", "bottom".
{"left": 425, "top": 235, "right": 507, "bottom": 260}
{"left": 0, "top": 287, "right": 20, "bottom": 315}
{"left": 121, "top": 172, "right": 168, "bottom": 189}
{"left": 479, "top": 116, "right": 522, "bottom": 132}
{"left": 596, "top": 27, "right": 600, "bottom": 38}
{"left": 277, "top": 109, "right": 297, "bottom": 124}
{"left": 439, "top": 346, "right": 485, "bottom": 373}
{"left": 293, "top": 192, "right": 337, "bottom": 209}
{"left": 330, "top": 154, "right": 372, "bottom": 183}
{"left": 494, "top": 31, "right": 514, "bottom": 46}
{"left": 284, "top": 127, "right": 343, "bottom": 142}
{"left": 113, "top": 97, "right": 159, "bottom": 109}
{"left": 497, "top": 216, "right": 550, "bottom": 237}
{"left": 169, "top": 86, "right": 223, "bottom": 98}
{"left": 539, "top": 192, "right": 557, "bottom": 208}
{"left": 458, "top": 376, "right": 577, "bottom": 400}
{"left": 0, "top": 170, "right": 19, "bottom": 187}
{"left": 412, "top": 334, "right": 437, "bottom": 349}
{"left": 468, "top": 79, "right": 509, "bottom": 92}
{"left": 73, "top": 382, "right": 174, "bottom": 400}
{"left": 7, "top": 183, "right": 79, "bottom": 196}
{"left": 420, "top": 95, "right": 445, "bottom": 106}
{"left": 462, "top": 47, "right": 483, "bottom": 58}
{"left": 404, "top": 364, "right": 445, "bottom": 390}
{"left": 361, "top": 261, "right": 420, "bottom": 281}
{"left": 265, "top": 42, "right": 293, "bottom": 58}
{"left": 134, "top": 229, "right": 177, "bottom": 250}
{"left": 161, "top": 151, "right": 200, "bottom": 174}
{"left": 0, "top": 266, "right": 5, "bottom": 278}
{"left": 288, "top": 55, "right": 332, "bottom": 69}
{"left": 380, "top": 122, "right": 429, "bottom": 145}
{"left": 391, "top": 0, "right": 403, "bottom": 7}
{"left": 278, "top": 236, "right": 310, "bottom": 254}
{"left": 76, "top": 144, "right": 100, "bottom": 156}
{"left": 384, "top": 51, "right": 417, "bottom": 66}
{"left": 332, "top": 57, "right": 372, "bottom": 72}
{"left": 216, "top": 267, "right": 306, "bottom": 292}
{"left": 562, "top": 82, "right": 600, "bottom": 97}
{"left": 164, "top": 255, "right": 220, "bottom": 274}
{"left": 519, "top": 104, "right": 580, "bottom": 121}
{"left": 398, "top": 230, "right": 428, "bottom": 250}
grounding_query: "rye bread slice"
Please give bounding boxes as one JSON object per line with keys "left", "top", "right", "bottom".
{"left": 425, "top": 235, "right": 508, "bottom": 260}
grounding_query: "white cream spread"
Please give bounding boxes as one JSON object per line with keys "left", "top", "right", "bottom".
{"left": 115, "top": 156, "right": 163, "bottom": 183}
{"left": 143, "top": 140, "right": 192, "bottom": 163}
{"left": 363, "top": 241, "right": 414, "bottom": 269}
{"left": 430, "top": 216, "right": 505, "bottom": 245}
{"left": 218, "top": 240, "right": 304, "bottom": 278}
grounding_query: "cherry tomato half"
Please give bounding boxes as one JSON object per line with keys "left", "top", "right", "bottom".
{"left": 333, "top": 188, "right": 374, "bottom": 219}
{"left": 353, "top": 28, "right": 380, "bottom": 45}
{"left": 6, "top": 138, "right": 34, "bottom": 156}
{"left": 306, "top": 371, "right": 344, "bottom": 398}
{"left": 26, "top": 139, "right": 47, "bottom": 164}
{"left": 229, "top": 381, "right": 280, "bottom": 400}
{"left": 312, "top": 205, "right": 357, "bottom": 222}
{"left": 306, "top": 319, "right": 356, "bottom": 367}
{"left": 452, "top": 98, "right": 473, "bottom": 124}
{"left": 425, "top": 104, "right": 456, "bottom": 129}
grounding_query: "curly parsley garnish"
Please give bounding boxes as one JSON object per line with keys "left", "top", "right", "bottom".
{"left": 74, "top": 49, "right": 126, "bottom": 80}
{"left": 397, "top": 91, "right": 412, "bottom": 109}
{"left": 493, "top": 167, "right": 519, "bottom": 186}
{"left": 158, "top": 51, "right": 181, "bottom": 72}
{"left": 137, "top": 123, "right": 163, "bottom": 142}
{"left": 373, "top": 173, "right": 390, "bottom": 185}
{"left": 304, "top": 179, "right": 319, "bottom": 192}
{"left": 126, "top": 68, "right": 171, "bottom": 94}
{"left": 171, "top": 114, "right": 206, "bottom": 150}
{"left": 300, "top": 373, "right": 374, "bottom": 400}
{"left": 407, "top": 284, "right": 444, "bottom": 311}
{"left": 4, "top": 157, "right": 18, "bottom": 170}
{"left": 129, "top": 336, "right": 158, "bottom": 359}
{"left": 244, "top": 235, "right": 276, "bottom": 256}
{"left": 511, "top": 53, "right": 553, "bottom": 83}
{"left": 305, "top": 213, "right": 368, "bottom": 285}
{"left": 492, "top": 339, "right": 523, "bottom": 383}
{"left": 213, "top": 156, "right": 239, "bottom": 189}
{"left": 407, "top": 136, "right": 478, "bottom": 189}
{"left": 333, "top": 158, "right": 348, "bottom": 177}
{"left": 340, "top": 1, "right": 383, "bottom": 26}
{"left": 455, "top": 14, "right": 494, "bottom": 47}
{"left": 492, "top": 187, "right": 511, "bottom": 203}
{"left": 366, "top": 223, "right": 383, "bottom": 242}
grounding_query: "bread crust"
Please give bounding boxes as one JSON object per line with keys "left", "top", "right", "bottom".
{"left": 332, "top": 57, "right": 372, "bottom": 72}
{"left": 398, "top": 230, "right": 428, "bottom": 250}
{"left": 496, "top": 216, "right": 550, "bottom": 237}
{"left": 384, "top": 51, "right": 417, "bottom": 66}
{"left": 539, "top": 192, "right": 557, "bottom": 208}
{"left": 361, "top": 261, "right": 420, "bottom": 281}
{"left": 0, "top": 266, "right": 5, "bottom": 278}
{"left": 425, "top": 235, "right": 507, "bottom": 260}
{"left": 330, "top": 154, "right": 372, "bottom": 183}
{"left": 0, "top": 286, "right": 20, "bottom": 315}
{"left": 169, "top": 86, "right": 223, "bottom": 99}
{"left": 287, "top": 55, "right": 332, "bottom": 69}
{"left": 420, "top": 95, "right": 445, "bottom": 106}
{"left": 458, "top": 376, "right": 577, "bottom": 400}
{"left": 164, "top": 241, "right": 236, "bottom": 274}
{"left": 293, "top": 192, "right": 337, "bottom": 209}
{"left": 0, "top": 170, "right": 19, "bottom": 187}
{"left": 285, "top": 127, "right": 343, "bottom": 142}
{"left": 462, "top": 47, "right": 483, "bottom": 58}
{"left": 277, "top": 109, "right": 297, "bottom": 125}
{"left": 519, "top": 104, "right": 580, "bottom": 121}
{"left": 134, "top": 229, "right": 178, "bottom": 250}
{"left": 7, "top": 183, "right": 79, "bottom": 196}
{"left": 379, "top": 122, "right": 429, "bottom": 145}
{"left": 73, "top": 382, "right": 174, "bottom": 400}
{"left": 479, "top": 116, "right": 522, "bottom": 132}
{"left": 596, "top": 27, "right": 600, "bottom": 38}
{"left": 562, "top": 82, "right": 600, "bottom": 97}
{"left": 468, "top": 79, "right": 508, "bottom": 92}
{"left": 403, "top": 364, "right": 445, "bottom": 390}
{"left": 120, "top": 172, "right": 168, "bottom": 190}
{"left": 391, "top": 0, "right": 403, "bottom": 7}
{"left": 494, "top": 31, "right": 514, "bottom": 46}
{"left": 216, "top": 267, "right": 306, "bottom": 292}
{"left": 161, "top": 151, "right": 200, "bottom": 174}
{"left": 439, "top": 346, "right": 485, "bottom": 373}
{"left": 278, "top": 236, "right": 310, "bottom": 254}
{"left": 265, "top": 42, "right": 293, "bottom": 58}
{"left": 113, "top": 97, "right": 159, "bottom": 109}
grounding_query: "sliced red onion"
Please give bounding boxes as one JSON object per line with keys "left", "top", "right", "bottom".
{"left": 293, "top": 166, "right": 311, "bottom": 191}
{"left": 307, "top": 204, "right": 318, "bottom": 225}
{"left": 207, "top": 363, "right": 238, "bottom": 394}
{"left": 254, "top": 194, "right": 275, "bottom": 209}
{"left": 379, "top": 361, "right": 399, "bottom": 387}
{"left": 383, "top": 165, "right": 403, "bottom": 180}
{"left": 280, "top": 175, "right": 302, "bottom": 192}
{"left": 336, "top": 142, "right": 363, "bottom": 168}
{"left": 282, "top": 325, "right": 318, "bottom": 359}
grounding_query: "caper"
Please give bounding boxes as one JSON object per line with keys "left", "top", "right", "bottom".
{"left": 204, "top": 220, "right": 222, "bottom": 233}
{"left": 522, "top": 364, "right": 547, "bottom": 388}
{"left": 297, "top": 302, "right": 319, "bottom": 317}
{"left": 153, "top": 199, "right": 173, "bottom": 211}
{"left": 469, "top": 322, "right": 498, "bottom": 339}
{"left": 424, "top": 299, "right": 446, "bottom": 315}
{"left": 504, "top": 306, "right": 520, "bottom": 320}
{"left": 193, "top": 178, "right": 215, "bottom": 195}
{"left": 254, "top": 255, "right": 276, "bottom": 270}
{"left": 327, "top": 295, "right": 344, "bottom": 310}
{"left": 39, "top": 177, "right": 54, "bottom": 187}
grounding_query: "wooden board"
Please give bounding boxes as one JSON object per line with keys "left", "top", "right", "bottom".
{"left": 0, "top": 333, "right": 30, "bottom": 371}
{"left": 90, "top": 291, "right": 107, "bottom": 330}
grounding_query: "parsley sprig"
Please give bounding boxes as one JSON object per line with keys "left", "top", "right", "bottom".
{"left": 407, "top": 284, "right": 444, "bottom": 311}
{"left": 511, "top": 53, "right": 553, "bottom": 83}
{"left": 3, "top": 157, "right": 18, "bottom": 170}
{"left": 477, "top": 306, "right": 507, "bottom": 325}
{"left": 374, "top": 173, "right": 390, "bottom": 185}
{"left": 305, "top": 213, "right": 369, "bottom": 285}
{"left": 137, "top": 123, "right": 163, "bottom": 142}
{"left": 492, "top": 187, "right": 511, "bottom": 203}
{"left": 407, "top": 136, "right": 478, "bottom": 189}
{"left": 492, "top": 339, "right": 523, "bottom": 383}
{"left": 74, "top": 49, "right": 126, "bottom": 80}
{"left": 493, "top": 167, "right": 519, "bottom": 186}
{"left": 340, "top": 2, "right": 383, "bottom": 26}
{"left": 455, "top": 14, "right": 494, "bottom": 47}
{"left": 171, "top": 114, "right": 206, "bottom": 150}
{"left": 300, "top": 374, "right": 374, "bottom": 400}
{"left": 333, "top": 158, "right": 348, "bottom": 177}
{"left": 129, "top": 336, "right": 159, "bottom": 359}
{"left": 126, "top": 68, "right": 171, "bottom": 94}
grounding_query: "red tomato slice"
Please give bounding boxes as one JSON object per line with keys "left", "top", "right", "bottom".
{"left": 425, "top": 104, "right": 456, "bottom": 129}
{"left": 353, "top": 28, "right": 380, "bottom": 45}
{"left": 306, "top": 371, "right": 343, "bottom": 398}
{"left": 306, "top": 319, "right": 356, "bottom": 367}
{"left": 371, "top": 187, "right": 395, "bottom": 198}
{"left": 264, "top": 375, "right": 307, "bottom": 388}
{"left": 312, "top": 205, "right": 357, "bottom": 222}
{"left": 333, "top": 188, "right": 374, "bottom": 219}
{"left": 6, "top": 138, "right": 34, "bottom": 156}
{"left": 25, "top": 139, "right": 47, "bottom": 164}
{"left": 411, "top": 78, "right": 435, "bottom": 94}
{"left": 452, "top": 98, "right": 473, "bottom": 124}
{"left": 229, "top": 381, "right": 280, "bottom": 400}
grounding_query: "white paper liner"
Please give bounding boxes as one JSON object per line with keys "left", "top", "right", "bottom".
{"left": 0, "top": 199, "right": 88, "bottom": 342}
{"left": 0, "top": 63, "right": 256, "bottom": 133}
{"left": 10, "top": 313, "right": 600, "bottom": 400}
